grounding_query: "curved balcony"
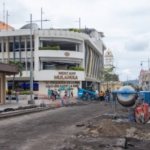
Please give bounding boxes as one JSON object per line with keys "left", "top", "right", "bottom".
{"left": 36, "top": 50, "right": 84, "bottom": 59}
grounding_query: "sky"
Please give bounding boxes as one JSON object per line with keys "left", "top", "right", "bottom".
{"left": 1, "top": 0, "right": 150, "bottom": 81}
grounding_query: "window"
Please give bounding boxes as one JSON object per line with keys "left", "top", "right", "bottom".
{"left": 8, "top": 81, "right": 39, "bottom": 91}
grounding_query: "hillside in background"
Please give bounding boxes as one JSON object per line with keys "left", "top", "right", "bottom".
{"left": 122, "top": 79, "right": 139, "bottom": 84}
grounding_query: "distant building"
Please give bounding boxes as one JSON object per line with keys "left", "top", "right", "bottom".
{"left": 0, "top": 21, "right": 14, "bottom": 31}
{"left": 102, "top": 49, "right": 122, "bottom": 91}
{"left": 139, "top": 70, "right": 150, "bottom": 91}
{"left": 104, "top": 49, "right": 114, "bottom": 73}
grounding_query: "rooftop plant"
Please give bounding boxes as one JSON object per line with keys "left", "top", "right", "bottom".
{"left": 69, "top": 28, "right": 82, "bottom": 33}
{"left": 70, "top": 67, "right": 84, "bottom": 71}
{"left": 39, "top": 46, "right": 60, "bottom": 50}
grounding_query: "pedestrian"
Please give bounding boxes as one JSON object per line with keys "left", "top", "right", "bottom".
{"left": 71, "top": 91, "right": 73, "bottom": 97}
{"left": 86, "top": 92, "right": 89, "bottom": 100}
{"left": 105, "top": 89, "right": 109, "bottom": 102}
{"left": 51, "top": 90, "right": 54, "bottom": 101}
{"left": 15, "top": 90, "right": 20, "bottom": 103}
{"left": 8, "top": 89, "right": 12, "bottom": 103}
{"left": 57, "top": 90, "right": 60, "bottom": 99}
{"left": 47, "top": 89, "right": 52, "bottom": 100}
{"left": 99, "top": 91, "right": 104, "bottom": 102}
{"left": 95, "top": 89, "right": 99, "bottom": 99}
{"left": 54, "top": 89, "right": 57, "bottom": 100}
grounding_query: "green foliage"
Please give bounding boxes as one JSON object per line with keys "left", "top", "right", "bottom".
{"left": 19, "top": 91, "right": 30, "bottom": 95}
{"left": 99, "top": 66, "right": 119, "bottom": 83}
{"left": 39, "top": 46, "right": 60, "bottom": 50}
{"left": 9, "top": 61, "right": 23, "bottom": 76}
{"left": 69, "top": 28, "right": 82, "bottom": 33}
{"left": 9, "top": 61, "right": 23, "bottom": 90}
{"left": 6, "top": 90, "right": 30, "bottom": 95}
{"left": 70, "top": 67, "right": 84, "bottom": 71}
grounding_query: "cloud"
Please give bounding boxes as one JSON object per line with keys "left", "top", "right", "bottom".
{"left": 122, "top": 69, "right": 130, "bottom": 74}
{"left": 124, "top": 35, "right": 149, "bottom": 51}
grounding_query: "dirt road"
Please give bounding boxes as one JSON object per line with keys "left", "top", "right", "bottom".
{"left": 0, "top": 100, "right": 149, "bottom": 150}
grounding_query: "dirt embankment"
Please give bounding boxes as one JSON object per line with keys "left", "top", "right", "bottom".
{"left": 85, "top": 119, "right": 150, "bottom": 140}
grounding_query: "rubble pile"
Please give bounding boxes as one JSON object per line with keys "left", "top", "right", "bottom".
{"left": 85, "top": 119, "right": 150, "bottom": 140}
{"left": 85, "top": 119, "right": 126, "bottom": 137}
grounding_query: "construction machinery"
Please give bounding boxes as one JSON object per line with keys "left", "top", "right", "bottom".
{"left": 78, "top": 87, "right": 98, "bottom": 100}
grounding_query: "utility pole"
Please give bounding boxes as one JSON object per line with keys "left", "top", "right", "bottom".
{"left": 6, "top": 10, "right": 9, "bottom": 30}
{"left": 41, "top": 7, "right": 44, "bottom": 29}
{"left": 30, "top": 14, "right": 33, "bottom": 100}
{"left": 3, "top": 2, "right": 5, "bottom": 26}
{"left": 75, "top": 18, "right": 81, "bottom": 29}
{"left": 79, "top": 18, "right": 81, "bottom": 29}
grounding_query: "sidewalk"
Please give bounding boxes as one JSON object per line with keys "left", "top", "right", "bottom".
{"left": 0, "top": 98, "right": 77, "bottom": 111}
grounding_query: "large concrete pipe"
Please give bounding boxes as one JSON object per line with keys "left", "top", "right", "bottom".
{"left": 116, "top": 86, "right": 137, "bottom": 107}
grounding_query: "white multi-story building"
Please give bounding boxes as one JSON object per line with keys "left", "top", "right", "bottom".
{"left": 0, "top": 24, "right": 106, "bottom": 96}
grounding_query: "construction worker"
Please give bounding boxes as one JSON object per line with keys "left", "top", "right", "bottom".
{"left": 99, "top": 91, "right": 104, "bottom": 102}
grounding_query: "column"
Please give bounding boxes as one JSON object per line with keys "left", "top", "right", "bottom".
{"left": 1, "top": 38, "right": 4, "bottom": 62}
{"left": 25, "top": 37, "right": 28, "bottom": 76}
{"left": 75, "top": 44, "right": 78, "bottom": 52}
{"left": 13, "top": 37, "right": 16, "bottom": 61}
{"left": 40, "top": 41, "right": 43, "bottom": 47}
{"left": 19, "top": 36, "right": 21, "bottom": 62}
{"left": 6, "top": 38, "right": 10, "bottom": 63}
{"left": 40, "top": 61, "right": 43, "bottom": 70}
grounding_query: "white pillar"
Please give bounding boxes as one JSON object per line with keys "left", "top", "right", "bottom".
{"left": 75, "top": 44, "right": 78, "bottom": 52}
{"left": 6, "top": 38, "right": 9, "bottom": 63}
{"left": 40, "top": 61, "right": 43, "bottom": 70}
{"left": 1, "top": 38, "right": 4, "bottom": 62}
{"left": 40, "top": 41, "right": 43, "bottom": 47}
{"left": 25, "top": 37, "right": 28, "bottom": 75}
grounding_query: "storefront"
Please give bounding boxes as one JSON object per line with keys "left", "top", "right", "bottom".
{"left": 0, "top": 63, "right": 18, "bottom": 104}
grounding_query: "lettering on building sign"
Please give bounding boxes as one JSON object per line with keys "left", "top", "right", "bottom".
{"left": 54, "top": 72, "right": 78, "bottom": 80}
{"left": 45, "top": 81, "right": 80, "bottom": 88}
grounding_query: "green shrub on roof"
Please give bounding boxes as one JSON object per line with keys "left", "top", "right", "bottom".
{"left": 69, "top": 28, "right": 81, "bottom": 33}
{"left": 39, "top": 46, "right": 60, "bottom": 50}
{"left": 70, "top": 67, "right": 84, "bottom": 71}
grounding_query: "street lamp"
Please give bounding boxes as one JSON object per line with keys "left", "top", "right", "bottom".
{"left": 26, "top": 14, "right": 50, "bottom": 102}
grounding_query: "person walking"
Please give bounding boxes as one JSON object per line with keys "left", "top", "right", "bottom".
{"left": 8, "top": 89, "right": 12, "bottom": 103}
{"left": 99, "top": 91, "right": 104, "bottom": 102}
{"left": 15, "top": 90, "right": 20, "bottom": 103}
{"left": 51, "top": 90, "right": 54, "bottom": 101}
{"left": 105, "top": 90, "right": 109, "bottom": 102}
{"left": 54, "top": 89, "right": 57, "bottom": 100}
{"left": 95, "top": 90, "right": 99, "bottom": 99}
{"left": 71, "top": 91, "right": 73, "bottom": 97}
{"left": 47, "top": 89, "right": 52, "bottom": 100}
{"left": 57, "top": 90, "right": 60, "bottom": 99}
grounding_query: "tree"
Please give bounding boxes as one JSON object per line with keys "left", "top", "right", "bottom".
{"left": 9, "top": 61, "right": 23, "bottom": 91}
{"left": 99, "top": 66, "right": 119, "bottom": 91}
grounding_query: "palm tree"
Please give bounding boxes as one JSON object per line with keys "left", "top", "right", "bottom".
{"left": 9, "top": 61, "right": 23, "bottom": 91}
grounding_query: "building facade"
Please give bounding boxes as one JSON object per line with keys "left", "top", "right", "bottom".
{"left": 139, "top": 70, "right": 150, "bottom": 91}
{"left": 0, "top": 24, "right": 106, "bottom": 96}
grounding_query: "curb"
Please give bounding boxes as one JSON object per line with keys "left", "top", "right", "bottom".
{"left": 0, "top": 105, "right": 62, "bottom": 119}
{"left": 0, "top": 102, "right": 77, "bottom": 119}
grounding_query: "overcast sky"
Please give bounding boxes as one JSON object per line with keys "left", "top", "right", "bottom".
{"left": 1, "top": 0, "right": 150, "bottom": 81}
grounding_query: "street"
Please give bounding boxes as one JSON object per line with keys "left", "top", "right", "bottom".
{"left": 0, "top": 100, "right": 150, "bottom": 150}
